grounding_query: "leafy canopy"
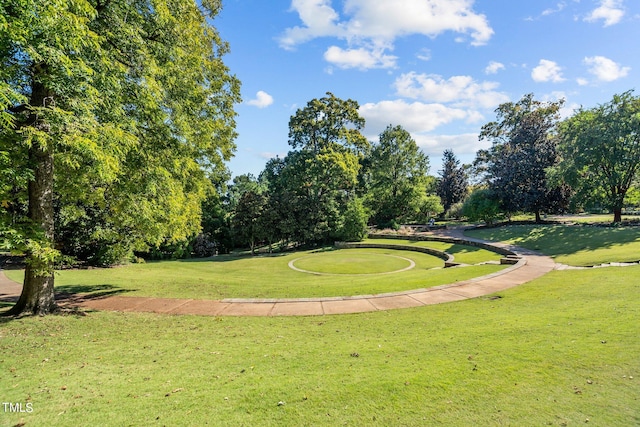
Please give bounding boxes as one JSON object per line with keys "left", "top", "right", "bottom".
{"left": 1, "top": 0, "right": 241, "bottom": 262}
{"left": 554, "top": 91, "right": 640, "bottom": 222}
{"left": 476, "top": 94, "right": 567, "bottom": 221}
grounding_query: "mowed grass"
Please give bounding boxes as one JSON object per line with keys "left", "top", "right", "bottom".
{"left": 291, "top": 250, "right": 423, "bottom": 274}
{"left": 4, "top": 248, "right": 505, "bottom": 300}
{"left": 1, "top": 266, "right": 638, "bottom": 426}
{"left": 465, "top": 224, "right": 640, "bottom": 266}
{"left": 364, "top": 238, "right": 504, "bottom": 264}
{"left": 548, "top": 214, "right": 640, "bottom": 223}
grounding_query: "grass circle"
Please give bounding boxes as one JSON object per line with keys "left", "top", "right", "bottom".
{"left": 289, "top": 249, "right": 416, "bottom": 275}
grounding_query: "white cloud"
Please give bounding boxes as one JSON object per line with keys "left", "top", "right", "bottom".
{"left": 576, "top": 77, "right": 589, "bottom": 86}
{"left": 526, "top": 2, "right": 569, "bottom": 21}
{"left": 584, "top": 55, "right": 630, "bottom": 81}
{"left": 485, "top": 61, "right": 505, "bottom": 75}
{"left": 585, "top": 0, "right": 625, "bottom": 27}
{"left": 279, "top": 0, "right": 343, "bottom": 49}
{"left": 359, "top": 100, "right": 473, "bottom": 138}
{"left": 393, "top": 72, "right": 509, "bottom": 109}
{"left": 324, "top": 45, "right": 397, "bottom": 69}
{"left": 341, "top": 0, "right": 493, "bottom": 45}
{"left": 542, "top": 2, "right": 567, "bottom": 16}
{"left": 280, "top": 0, "right": 494, "bottom": 69}
{"left": 531, "top": 59, "right": 565, "bottom": 83}
{"left": 539, "top": 91, "right": 579, "bottom": 119}
{"left": 416, "top": 48, "right": 431, "bottom": 61}
{"left": 246, "top": 91, "right": 274, "bottom": 108}
{"left": 415, "top": 133, "right": 487, "bottom": 158}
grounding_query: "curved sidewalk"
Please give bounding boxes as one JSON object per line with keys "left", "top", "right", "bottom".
{"left": 0, "top": 230, "right": 557, "bottom": 316}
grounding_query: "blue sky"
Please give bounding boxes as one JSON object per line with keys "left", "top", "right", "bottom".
{"left": 214, "top": 0, "right": 639, "bottom": 178}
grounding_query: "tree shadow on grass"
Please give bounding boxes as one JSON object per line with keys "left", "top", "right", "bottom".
{"left": 55, "top": 284, "right": 132, "bottom": 301}
{"left": 0, "top": 284, "right": 133, "bottom": 320}
{"left": 310, "top": 247, "right": 339, "bottom": 254}
{"left": 171, "top": 252, "right": 291, "bottom": 264}
{"left": 467, "top": 224, "right": 640, "bottom": 257}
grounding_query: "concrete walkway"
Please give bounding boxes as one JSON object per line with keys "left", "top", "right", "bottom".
{"left": 0, "top": 229, "right": 557, "bottom": 316}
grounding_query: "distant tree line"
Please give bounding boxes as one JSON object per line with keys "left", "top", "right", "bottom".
{"left": 168, "top": 90, "right": 640, "bottom": 257}
{"left": 202, "top": 93, "right": 446, "bottom": 254}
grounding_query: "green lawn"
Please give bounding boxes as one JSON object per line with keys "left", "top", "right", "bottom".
{"left": 548, "top": 214, "right": 640, "bottom": 223}
{"left": 465, "top": 224, "right": 640, "bottom": 266}
{"left": 4, "top": 248, "right": 506, "bottom": 300}
{"left": 290, "top": 250, "right": 424, "bottom": 274}
{"left": 364, "top": 238, "right": 504, "bottom": 264}
{"left": 1, "top": 266, "right": 638, "bottom": 426}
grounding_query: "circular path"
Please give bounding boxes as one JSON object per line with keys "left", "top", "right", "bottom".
{"left": 288, "top": 252, "right": 416, "bottom": 275}
{"left": 0, "top": 228, "right": 557, "bottom": 316}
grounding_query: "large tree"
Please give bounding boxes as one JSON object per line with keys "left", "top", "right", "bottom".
{"left": 436, "top": 149, "right": 468, "bottom": 214}
{"left": 367, "top": 125, "right": 440, "bottom": 225}
{"left": 1, "top": 0, "right": 240, "bottom": 315}
{"left": 288, "top": 92, "right": 368, "bottom": 154}
{"left": 554, "top": 91, "right": 640, "bottom": 223}
{"left": 476, "top": 94, "right": 568, "bottom": 222}
{"left": 262, "top": 93, "right": 368, "bottom": 245}
{"left": 231, "top": 190, "right": 266, "bottom": 255}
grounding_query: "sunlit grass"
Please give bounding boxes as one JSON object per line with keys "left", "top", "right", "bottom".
{"left": 465, "top": 224, "right": 640, "bottom": 266}
{"left": 291, "top": 250, "right": 424, "bottom": 274}
{"left": 4, "top": 248, "right": 506, "bottom": 299}
{"left": 364, "top": 238, "right": 504, "bottom": 264}
{"left": 1, "top": 266, "right": 638, "bottom": 426}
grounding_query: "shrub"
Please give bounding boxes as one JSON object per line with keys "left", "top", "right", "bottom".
{"left": 192, "top": 233, "right": 217, "bottom": 257}
{"left": 337, "top": 198, "right": 369, "bottom": 242}
{"left": 462, "top": 189, "right": 502, "bottom": 225}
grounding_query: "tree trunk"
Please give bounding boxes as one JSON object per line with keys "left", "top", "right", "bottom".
{"left": 534, "top": 210, "right": 542, "bottom": 223}
{"left": 5, "top": 72, "right": 57, "bottom": 316}
{"left": 613, "top": 207, "right": 622, "bottom": 223}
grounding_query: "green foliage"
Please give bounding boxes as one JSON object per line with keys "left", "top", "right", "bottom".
{"left": 231, "top": 191, "right": 266, "bottom": 254}
{"left": 476, "top": 94, "right": 568, "bottom": 221}
{"left": 254, "top": 94, "right": 368, "bottom": 246}
{"left": 367, "top": 125, "right": 436, "bottom": 224}
{"left": 436, "top": 149, "right": 468, "bottom": 213}
{"left": 462, "top": 189, "right": 502, "bottom": 225}
{"left": 555, "top": 91, "right": 640, "bottom": 222}
{"left": 1, "top": 0, "right": 240, "bottom": 276}
{"left": 288, "top": 92, "right": 369, "bottom": 154}
{"left": 416, "top": 194, "right": 445, "bottom": 222}
{"left": 446, "top": 201, "right": 465, "bottom": 219}
{"left": 201, "top": 175, "right": 233, "bottom": 254}
{"left": 225, "top": 173, "right": 265, "bottom": 211}
{"left": 337, "top": 197, "right": 369, "bottom": 241}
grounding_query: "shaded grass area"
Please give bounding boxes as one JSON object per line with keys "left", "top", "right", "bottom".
{"left": 1, "top": 267, "right": 638, "bottom": 426}
{"left": 364, "top": 238, "right": 504, "bottom": 264}
{"left": 465, "top": 224, "right": 640, "bottom": 266}
{"left": 4, "top": 248, "right": 505, "bottom": 300}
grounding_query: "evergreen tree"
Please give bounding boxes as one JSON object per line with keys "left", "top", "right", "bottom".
{"left": 436, "top": 149, "right": 468, "bottom": 214}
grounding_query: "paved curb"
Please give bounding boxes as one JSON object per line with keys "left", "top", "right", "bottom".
{"left": 0, "top": 230, "right": 557, "bottom": 316}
